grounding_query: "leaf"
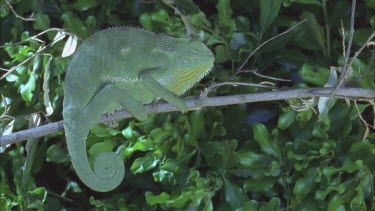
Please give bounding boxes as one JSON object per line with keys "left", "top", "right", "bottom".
{"left": 300, "top": 11, "right": 326, "bottom": 54}
{"left": 288, "top": 0, "right": 321, "bottom": 5}
{"left": 145, "top": 192, "right": 171, "bottom": 205}
{"left": 318, "top": 67, "right": 338, "bottom": 115}
{"left": 130, "top": 154, "right": 158, "bottom": 173}
{"left": 223, "top": 177, "right": 244, "bottom": 209}
{"left": 190, "top": 110, "right": 205, "bottom": 140}
{"left": 27, "top": 187, "right": 47, "bottom": 209}
{"left": 216, "top": 0, "right": 235, "bottom": 34}
{"left": 19, "top": 73, "right": 36, "bottom": 102}
{"left": 88, "top": 141, "right": 116, "bottom": 158}
{"left": 33, "top": 13, "right": 50, "bottom": 31}
{"left": 61, "top": 11, "right": 88, "bottom": 38}
{"left": 328, "top": 194, "right": 345, "bottom": 211}
{"left": 62, "top": 35, "right": 77, "bottom": 58}
{"left": 90, "top": 124, "right": 120, "bottom": 137}
{"left": 298, "top": 63, "right": 329, "bottom": 86}
{"left": 22, "top": 113, "right": 41, "bottom": 190}
{"left": 252, "top": 123, "right": 281, "bottom": 159}
{"left": 259, "top": 0, "right": 282, "bottom": 36}
{"left": 278, "top": 110, "right": 297, "bottom": 130}
{"left": 72, "top": 0, "right": 98, "bottom": 11}
{"left": 259, "top": 198, "right": 280, "bottom": 211}
{"left": 43, "top": 56, "right": 53, "bottom": 116}
{"left": 46, "top": 143, "right": 70, "bottom": 164}
{"left": 52, "top": 31, "right": 66, "bottom": 46}
{"left": 244, "top": 177, "right": 277, "bottom": 192}
{"left": 124, "top": 137, "right": 154, "bottom": 156}
{"left": 293, "top": 167, "right": 318, "bottom": 195}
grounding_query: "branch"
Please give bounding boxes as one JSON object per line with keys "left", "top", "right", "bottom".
{"left": 1, "top": 87, "right": 374, "bottom": 147}
{"left": 332, "top": 0, "right": 356, "bottom": 95}
{"left": 4, "top": 0, "right": 35, "bottom": 21}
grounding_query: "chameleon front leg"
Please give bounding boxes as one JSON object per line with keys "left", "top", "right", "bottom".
{"left": 66, "top": 84, "right": 147, "bottom": 192}
{"left": 140, "top": 71, "right": 188, "bottom": 113}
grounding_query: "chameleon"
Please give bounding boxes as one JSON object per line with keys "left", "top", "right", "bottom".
{"left": 63, "top": 27, "right": 215, "bottom": 192}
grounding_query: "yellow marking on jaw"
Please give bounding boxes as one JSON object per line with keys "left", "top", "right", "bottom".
{"left": 174, "top": 66, "right": 202, "bottom": 92}
{"left": 173, "top": 64, "right": 209, "bottom": 94}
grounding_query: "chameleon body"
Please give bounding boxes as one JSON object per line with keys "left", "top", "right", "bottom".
{"left": 63, "top": 27, "right": 214, "bottom": 192}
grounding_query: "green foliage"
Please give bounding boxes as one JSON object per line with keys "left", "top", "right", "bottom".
{"left": 0, "top": 0, "right": 374, "bottom": 210}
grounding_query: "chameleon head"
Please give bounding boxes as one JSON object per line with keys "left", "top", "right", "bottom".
{"left": 156, "top": 34, "right": 215, "bottom": 95}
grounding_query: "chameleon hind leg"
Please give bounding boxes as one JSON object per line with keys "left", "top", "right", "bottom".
{"left": 84, "top": 84, "right": 148, "bottom": 122}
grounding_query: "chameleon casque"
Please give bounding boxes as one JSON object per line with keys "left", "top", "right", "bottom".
{"left": 63, "top": 27, "right": 215, "bottom": 192}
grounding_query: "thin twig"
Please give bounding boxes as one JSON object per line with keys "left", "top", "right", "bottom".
{"left": 236, "top": 20, "right": 307, "bottom": 73}
{"left": 322, "top": 0, "right": 331, "bottom": 58}
{"left": 354, "top": 101, "right": 373, "bottom": 130}
{"left": 341, "top": 20, "right": 346, "bottom": 57}
{"left": 252, "top": 70, "right": 291, "bottom": 82}
{"left": 1, "top": 87, "right": 374, "bottom": 147}
{"left": 0, "top": 28, "right": 68, "bottom": 48}
{"left": 348, "top": 32, "right": 375, "bottom": 69}
{"left": 332, "top": 0, "right": 356, "bottom": 95}
{"left": 203, "top": 20, "right": 306, "bottom": 96}
{"left": 0, "top": 28, "right": 73, "bottom": 80}
{"left": 357, "top": 48, "right": 375, "bottom": 82}
{"left": 200, "top": 81, "right": 278, "bottom": 98}
{"left": 0, "top": 44, "right": 49, "bottom": 80}
{"left": 4, "top": 0, "right": 34, "bottom": 21}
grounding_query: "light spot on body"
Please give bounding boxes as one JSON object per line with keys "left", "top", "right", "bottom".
{"left": 120, "top": 47, "right": 131, "bottom": 55}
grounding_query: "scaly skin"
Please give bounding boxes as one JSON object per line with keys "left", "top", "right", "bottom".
{"left": 63, "top": 27, "right": 214, "bottom": 192}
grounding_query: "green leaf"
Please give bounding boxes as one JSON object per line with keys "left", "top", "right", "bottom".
{"left": 298, "top": 63, "right": 329, "bottom": 86}
{"left": 124, "top": 137, "right": 154, "bottom": 156}
{"left": 33, "top": 13, "right": 50, "bottom": 31}
{"left": 19, "top": 73, "right": 36, "bottom": 102}
{"left": 288, "top": 0, "right": 321, "bottom": 5}
{"left": 145, "top": 192, "right": 171, "bottom": 205}
{"left": 328, "top": 194, "right": 345, "bottom": 211}
{"left": 244, "top": 176, "right": 277, "bottom": 192}
{"left": 0, "top": 2, "right": 10, "bottom": 17}
{"left": 27, "top": 187, "right": 47, "bottom": 209}
{"left": 293, "top": 167, "right": 318, "bottom": 195}
{"left": 278, "top": 110, "right": 297, "bottom": 130}
{"left": 61, "top": 11, "right": 88, "bottom": 38}
{"left": 300, "top": 11, "right": 326, "bottom": 54}
{"left": 259, "top": 198, "right": 280, "bottom": 211}
{"left": 190, "top": 110, "right": 205, "bottom": 140}
{"left": 91, "top": 124, "right": 120, "bottom": 137}
{"left": 252, "top": 123, "right": 281, "bottom": 159}
{"left": 130, "top": 154, "right": 158, "bottom": 173}
{"left": 72, "top": 0, "right": 97, "bottom": 11}
{"left": 216, "top": 0, "right": 235, "bottom": 35}
{"left": 259, "top": 0, "right": 282, "bottom": 36}
{"left": 46, "top": 143, "right": 70, "bottom": 164}
{"left": 223, "top": 177, "right": 244, "bottom": 209}
{"left": 88, "top": 141, "right": 116, "bottom": 159}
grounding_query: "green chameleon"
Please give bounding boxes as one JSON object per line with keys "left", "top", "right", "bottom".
{"left": 63, "top": 27, "right": 215, "bottom": 192}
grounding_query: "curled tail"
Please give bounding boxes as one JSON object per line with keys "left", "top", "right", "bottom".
{"left": 64, "top": 117, "right": 125, "bottom": 192}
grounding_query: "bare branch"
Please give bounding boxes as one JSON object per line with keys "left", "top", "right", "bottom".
{"left": 252, "top": 70, "right": 291, "bottom": 82}
{"left": 332, "top": 0, "right": 356, "bottom": 95}
{"left": 236, "top": 20, "right": 307, "bottom": 73}
{"left": 348, "top": 32, "right": 375, "bottom": 69}
{"left": 1, "top": 87, "right": 374, "bottom": 147}
{"left": 4, "top": 0, "right": 34, "bottom": 21}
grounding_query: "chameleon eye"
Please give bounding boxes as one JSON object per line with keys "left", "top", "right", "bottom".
{"left": 189, "top": 40, "right": 203, "bottom": 53}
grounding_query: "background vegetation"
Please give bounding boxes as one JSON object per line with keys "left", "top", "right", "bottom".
{"left": 1, "top": 0, "right": 374, "bottom": 210}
